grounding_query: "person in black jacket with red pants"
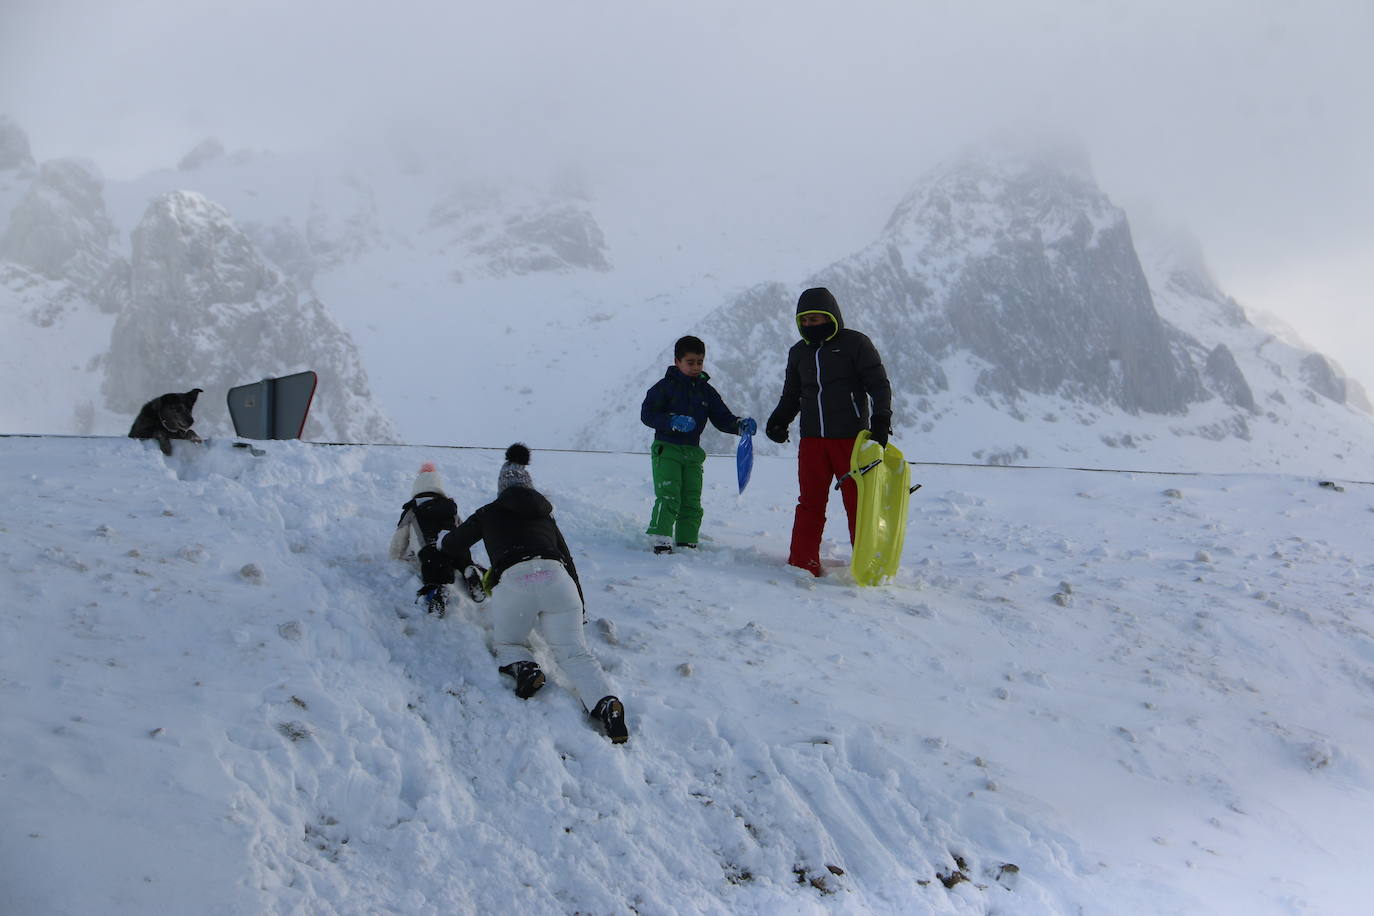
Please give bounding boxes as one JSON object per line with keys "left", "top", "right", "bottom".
{"left": 765, "top": 287, "right": 893, "bottom": 577}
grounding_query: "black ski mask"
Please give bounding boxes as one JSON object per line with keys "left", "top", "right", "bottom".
{"left": 801, "top": 320, "right": 836, "bottom": 343}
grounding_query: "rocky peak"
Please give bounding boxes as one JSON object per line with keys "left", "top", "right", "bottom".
{"left": 1133, "top": 218, "right": 1246, "bottom": 327}
{"left": 177, "top": 137, "right": 226, "bottom": 171}
{"left": 0, "top": 158, "right": 116, "bottom": 291}
{"left": 103, "top": 190, "right": 396, "bottom": 443}
{"left": 0, "top": 115, "right": 35, "bottom": 172}
{"left": 132, "top": 190, "right": 274, "bottom": 309}
{"left": 428, "top": 183, "right": 611, "bottom": 279}
{"left": 1300, "top": 353, "right": 1347, "bottom": 405}
{"left": 877, "top": 142, "right": 1201, "bottom": 416}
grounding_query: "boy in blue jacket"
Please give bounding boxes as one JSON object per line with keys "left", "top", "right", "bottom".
{"left": 640, "top": 335, "right": 756, "bottom": 554}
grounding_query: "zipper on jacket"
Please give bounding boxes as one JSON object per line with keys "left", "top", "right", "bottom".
{"left": 814, "top": 347, "right": 825, "bottom": 437}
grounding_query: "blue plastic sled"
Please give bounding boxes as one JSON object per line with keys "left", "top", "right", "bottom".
{"left": 736, "top": 431, "right": 754, "bottom": 494}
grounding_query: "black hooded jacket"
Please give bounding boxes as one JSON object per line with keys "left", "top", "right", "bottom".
{"left": 766, "top": 289, "right": 892, "bottom": 439}
{"left": 437, "top": 485, "right": 582, "bottom": 601}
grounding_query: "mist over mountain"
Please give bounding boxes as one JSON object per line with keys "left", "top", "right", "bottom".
{"left": 101, "top": 190, "right": 395, "bottom": 443}
{"left": 0, "top": 157, "right": 116, "bottom": 296}
{"left": 0, "top": 120, "right": 394, "bottom": 443}
{"left": 2, "top": 115, "right": 1371, "bottom": 477}
{"left": 582, "top": 144, "right": 1374, "bottom": 476}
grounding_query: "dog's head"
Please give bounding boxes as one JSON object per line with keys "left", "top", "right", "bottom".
{"left": 159, "top": 388, "right": 203, "bottom": 433}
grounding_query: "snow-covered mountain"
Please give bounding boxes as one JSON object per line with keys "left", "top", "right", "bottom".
{"left": 581, "top": 144, "right": 1374, "bottom": 477}
{"left": 100, "top": 190, "right": 394, "bottom": 443}
{"left": 3, "top": 436, "right": 1372, "bottom": 914}
{"left": 0, "top": 119, "right": 394, "bottom": 443}
{"left": 3, "top": 115, "right": 1371, "bottom": 478}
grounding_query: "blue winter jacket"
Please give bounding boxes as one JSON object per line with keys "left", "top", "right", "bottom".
{"left": 641, "top": 366, "right": 742, "bottom": 447}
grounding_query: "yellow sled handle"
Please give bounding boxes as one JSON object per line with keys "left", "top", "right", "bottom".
{"left": 834, "top": 458, "right": 882, "bottom": 491}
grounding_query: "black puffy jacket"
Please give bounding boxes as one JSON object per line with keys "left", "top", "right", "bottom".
{"left": 437, "top": 485, "right": 583, "bottom": 601}
{"left": 767, "top": 290, "right": 892, "bottom": 439}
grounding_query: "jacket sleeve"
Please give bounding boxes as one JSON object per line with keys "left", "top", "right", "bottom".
{"left": 438, "top": 508, "right": 484, "bottom": 563}
{"left": 640, "top": 379, "right": 671, "bottom": 433}
{"left": 856, "top": 334, "right": 893, "bottom": 422}
{"left": 766, "top": 348, "right": 802, "bottom": 430}
{"left": 706, "top": 383, "right": 741, "bottom": 435}
{"left": 388, "top": 509, "right": 412, "bottom": 560}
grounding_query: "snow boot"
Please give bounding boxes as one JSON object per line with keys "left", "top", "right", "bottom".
{"left": 591, "top": 695, "right": 629, "bottom": 744}
{"left": 651, "top": 535, "right": 673, "bottom": 555}
{"left": 417, "top": 584, "right": 447, "bottom": 618}
{"left": 675, "top": 542, "right": 697, "bottom": 550}
{"left": 499, "top": 661, "right": 545, "bottom": 699}
{"left": 463, "top": 565, "right": 488, "bottom": 603}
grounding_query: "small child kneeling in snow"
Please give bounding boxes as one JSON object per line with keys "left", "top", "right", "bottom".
{"left": 389, "top": 462, "right": 486, "bottom": 617}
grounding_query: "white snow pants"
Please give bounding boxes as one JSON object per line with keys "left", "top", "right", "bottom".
{"left": 491, "top": 559, "right": 612, "bottom": 711}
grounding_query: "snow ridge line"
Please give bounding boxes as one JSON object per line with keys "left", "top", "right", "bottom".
{"left": 5, "top": 432, "right": 1371, "bottom": 485}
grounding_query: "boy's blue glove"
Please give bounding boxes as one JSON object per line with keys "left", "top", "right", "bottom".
{"left": 669, "top": 414, "right": 696, "bottom": 432}
{"left": 738, "top": 417, "right": 757, "bottom": 436}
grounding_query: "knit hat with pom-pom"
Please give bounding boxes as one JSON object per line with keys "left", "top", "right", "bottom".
{"left": 411, "top": 461, "right": 446, "bottom": 496}
{"left": 497, "top": 443, "right": 533, "bottom": 492}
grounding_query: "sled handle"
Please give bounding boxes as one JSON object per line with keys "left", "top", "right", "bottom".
{"left": 834, "top": 458, "right": 883, "bottom": 490}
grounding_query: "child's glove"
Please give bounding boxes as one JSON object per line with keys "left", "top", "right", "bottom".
{"left": 737, "top": 417, "right": 757, "bottom": 436}
{"left": 669, "top": 414, "right": 696, "bottom": 432}
{"left": 765, "top": 422, "right": 789, "bottom": 444}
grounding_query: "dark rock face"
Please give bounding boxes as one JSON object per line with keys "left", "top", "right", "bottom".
{"left": 880, "top": 150, "right": 1202, "bottom": 416}
{"left": 1300, "top": 353, "right": 1346, "bottom": 404}
{"left": 1204, "top": 344, "right": 1256, "bottom": 412}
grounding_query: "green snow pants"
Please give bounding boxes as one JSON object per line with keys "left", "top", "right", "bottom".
{"left": 647, "top": 441, "right": 706, "bottom": 545}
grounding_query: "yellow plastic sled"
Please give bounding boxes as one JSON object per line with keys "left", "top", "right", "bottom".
{"left": 847, "top": 430, "right": 911, "bottom": 586}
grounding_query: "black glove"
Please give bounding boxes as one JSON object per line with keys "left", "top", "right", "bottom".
{"left": 869, "top": 415, "right": 891, "bottom": 448}
{"left": 765, "top": 422, "right": 789, "bottom": 444}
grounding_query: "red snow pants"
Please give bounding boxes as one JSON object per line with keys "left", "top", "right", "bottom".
{"left": 788, "top": 436, "right": 858, "bottom": 577}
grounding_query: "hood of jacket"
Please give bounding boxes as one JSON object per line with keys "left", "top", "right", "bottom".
{"left": 795, "top": 286, "right": 845, "bottom": 342}
{"left": 494, "top": 485, "right": 553, "bottom": 520}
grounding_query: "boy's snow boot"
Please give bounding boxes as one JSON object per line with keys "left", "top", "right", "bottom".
{"left": 499, "top": 661, "right": 545, "bottom": 699}
{"left": 417, "top": 584, "right": 447, "bottom": 618}
{"left": 463, "top": 565, "right": 488, "bottom": 603}
{"left": 591, "top": 695, "right": 629, "bottom": 744}
{"left": 675, "top": 542, "right": 697, "bottom": 550}
{"left": 651, "top": 535, "right": 673, "bottom": 555}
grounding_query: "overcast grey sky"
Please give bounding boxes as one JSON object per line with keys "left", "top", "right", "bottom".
{"left": 3, "top": 0, "right": 1371, "bottom": 389}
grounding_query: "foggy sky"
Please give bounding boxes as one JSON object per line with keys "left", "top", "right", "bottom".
{"left": 3, "top": 0, "right": 1370, "bottom": 388}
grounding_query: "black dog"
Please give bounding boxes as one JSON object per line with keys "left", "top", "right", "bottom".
{"left": 129, "top": 388, "right": 204, "bottom": 455}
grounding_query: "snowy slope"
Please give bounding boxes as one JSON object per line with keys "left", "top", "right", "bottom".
{"left": 2, "top": 436, "right": 1372, "bottom": 915}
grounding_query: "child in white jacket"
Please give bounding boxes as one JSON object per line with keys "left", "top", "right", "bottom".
{"left": 389, "top": 462, "right": 485, "bottom": 616}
